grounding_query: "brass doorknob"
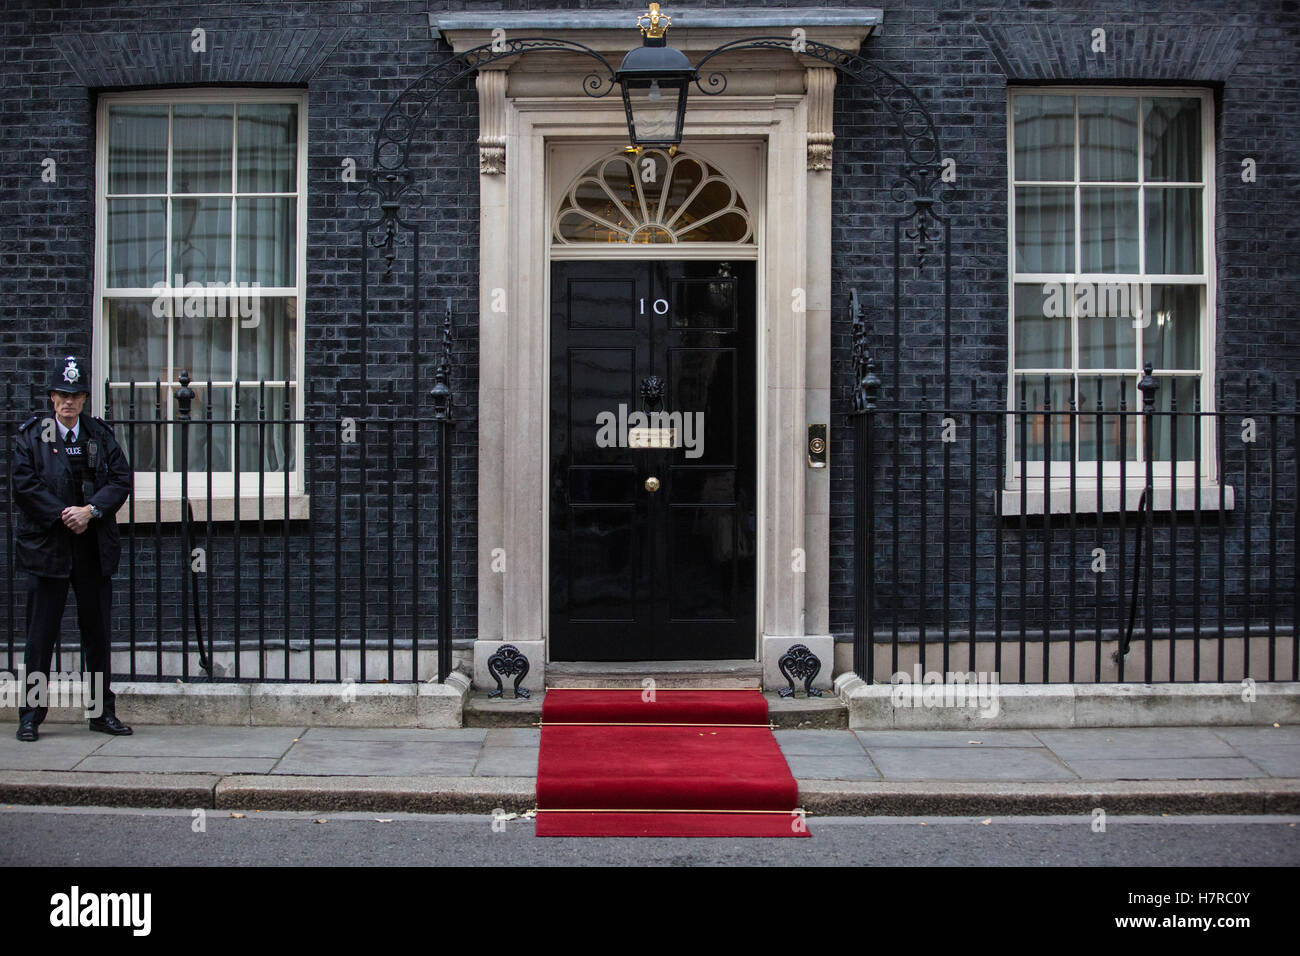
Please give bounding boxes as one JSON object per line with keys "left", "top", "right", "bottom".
{"left": 644, "top": 476, "right": 660, "bottom": 492}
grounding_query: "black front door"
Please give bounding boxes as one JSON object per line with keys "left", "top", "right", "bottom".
{"left": 549, "top": 259, "right": 757, "bottom": 661}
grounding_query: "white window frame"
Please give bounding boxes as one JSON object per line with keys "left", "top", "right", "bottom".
{"left": 93, "top": 88, "right": 308, "bottom": 519}
{"left": 1004, "top": 86, "right": 1229, "bottom": 514}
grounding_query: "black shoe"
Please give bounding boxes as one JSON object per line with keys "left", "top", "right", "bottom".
{"left": 16, "top": 719, "right": 37, "bottom": 742}
{"left": 88, "top": 714, "right": 133, "bottom": 736}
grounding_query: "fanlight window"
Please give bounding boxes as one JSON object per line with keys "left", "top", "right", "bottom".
{"left": 554, "top": 149, "right": 753, "bottom": 244}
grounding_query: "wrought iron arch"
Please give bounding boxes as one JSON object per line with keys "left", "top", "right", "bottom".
{"left": 355, "top": 34, "right": 951, "bottom": 413}
{"left": 690, "top": 36, "right": 952, "bottom": 405}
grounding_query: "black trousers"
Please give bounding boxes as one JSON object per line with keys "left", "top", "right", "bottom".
{"left": 19, "top": 531, "right": 116, "bottom": 725}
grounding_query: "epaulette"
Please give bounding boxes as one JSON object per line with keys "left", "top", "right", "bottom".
{"left": 18, "top": 416, "right": 37, "bottom": 433}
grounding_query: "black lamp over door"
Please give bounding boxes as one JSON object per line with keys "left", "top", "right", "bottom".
{"left": 615, "top": 4, "right": 696, "bottom": 151}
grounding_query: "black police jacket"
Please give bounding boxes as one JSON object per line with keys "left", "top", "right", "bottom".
{"left": 12, "top": 413, "right": 132, "bottom": 578}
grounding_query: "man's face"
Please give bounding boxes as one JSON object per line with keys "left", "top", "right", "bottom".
{"left": 49, "top": 391, "right": 87, "bottom": 423}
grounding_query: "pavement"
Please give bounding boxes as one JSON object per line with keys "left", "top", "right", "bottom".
{"left": 0, "top": 723, "right": 1297, "bottom": 817}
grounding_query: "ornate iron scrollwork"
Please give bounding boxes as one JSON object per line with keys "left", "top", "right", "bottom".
{"left": 486, "top": 644, "right": 531, "bottom": 699}
{"left": 777, "top": 644, "right": 823, "bottom": 698}
{"left": 692, "top": 36, "right": 948, "bottom": 270}
{"left": 849, "top": 289, "right": 880, "bottom": 415}
{"left": 430, "top": 299, "right": 454, "bottom": 422}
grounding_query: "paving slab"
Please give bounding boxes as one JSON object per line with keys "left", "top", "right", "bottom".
{"left": 1212, "top": 727, "right": 1300, "bottom": 747}
{"left": 472, "top": 746, "right": 539, "bottom": 777}
{"left": 867, "top": 746, "right": 1077, "bottom": 781}
{"left": 1221, "top": 747, "right": 1300, "bottom": 778}
{"left": 0, "top": 752, "right": 103, "bottom": 772}
{"left": 0, "top": 732, "right": 108, "bottom": 772}
{"left": 299, "top": 727, "right": 487, "bottom": 744}
{"left": 783, "top": 753, "right": 880, "bottom": 781}
{"left": 272, "top": 739, "right": 482, "bottom": 776}
{"left": 855, "top": 730, "right": 1043, "bottom": 749}
{"left": 1034, "top": 727, "right": 1238, "bottom": 760}
{"left": 483, "top": 728, "right": 541, "bottom": 748}
{"left": 1065, "top": 757, "right": 1269, "bottom": 781}
{"left": 89, "top": 725, "right": 304, "bottom": 758}
{"left": 73, "top": 756, "right": 281, "bottom": 774}
{"left": 774, "top": 729, "right": 869, "bottom": 756}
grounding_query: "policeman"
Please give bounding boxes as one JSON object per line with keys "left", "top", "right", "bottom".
{"left": 12, "top": 355, "right": 133, "bottom": 741}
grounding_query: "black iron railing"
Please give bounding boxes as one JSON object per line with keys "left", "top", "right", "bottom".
{"left": 1, "top": 370, "right": 457, "bottom": 685}
{"left": 850, "top": 355, "right": 1298, "bottom": 684}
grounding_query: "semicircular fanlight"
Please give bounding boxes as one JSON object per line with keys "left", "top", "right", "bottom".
{"left": 554, "top": 149, "right": 753, "bottom": 245}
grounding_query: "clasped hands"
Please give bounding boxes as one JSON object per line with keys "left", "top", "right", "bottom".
{"left": 61, "top": 506, "right": 93, "bottom": 534}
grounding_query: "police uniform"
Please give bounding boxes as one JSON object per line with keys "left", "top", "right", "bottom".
{"left": 12, "top": 356, "right": 133, "bottom": 740}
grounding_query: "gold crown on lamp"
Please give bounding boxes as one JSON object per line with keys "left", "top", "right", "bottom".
{"left": 637, "top": 3, "right": 671, "bottom": 39}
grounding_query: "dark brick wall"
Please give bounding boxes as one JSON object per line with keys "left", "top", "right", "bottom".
{"left": 0, "top": 1, "right": 1295, "bottom": 671}
{"left": 820, "top": 0, "right": 1299, "bottom": 644}
{"left": 0, "top": 1, "right": 479, "bottom": 666}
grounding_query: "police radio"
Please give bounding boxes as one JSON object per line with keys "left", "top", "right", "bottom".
{"left": 83, "top": 440, "right": 99, "bottom": 504}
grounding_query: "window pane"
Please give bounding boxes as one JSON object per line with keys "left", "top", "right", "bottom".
{"left": 109, "top": 385, "right": 163, "bottom": 470}
{"left": 1078, "top": 284, "right": 1138, "bottom": 369}
{"left": 1014, "top": 95, "right": 1074, "bottom": 181}
{"left": 106, "top": 198, "right": 165, "bottom": 288}
{"left": 236, "top": 198, "right": 296, "bottom": 285}
{"left": 172, "top": 104, "right": 233, "bottom": 193}
{"left": 1144, "top": 97, "right": 1201, "bottom": 182}
{"left": 1080, "top": 187, "right": 1139, "bottom": 272}
{"left": 108, "top": 105, "right": 168, "bottom": 194}
{"left": 1079, "top": 96, "right": 1138, "bottom": 182}
{"left": 237, "top": 103, "right": 298, "bottom": 193}
{"left": 1145, "top": 187, "right": 1203, "bottom": 274}
{"left": 236, "top": 298, "right": 296, "bottom": 383}
{"left": 1014, "top": 375, "right": 1073, "bottom": 463}
{"left": 178, "top": 384, "right": 232, "bottom": 472}
{"left": 1014, "top": 284, "right": 1069, "bottom": 369}
{"left": 106, "top": 298, "right": 168, "bottom": 383}
{"left": 1150, "top": 376, "right": 1199, "bottom": 461}
{"left": 175, "top": 311, "right": 233, "bottom": 384}
{"left": 1077, "top": 375, "right": 1137, "bottom": 462}
{"left": 1142, "top": 284, "right": 1201, "bottom": 371}
{"left": 664, "top": 156, "right": 704, "bottom": 218}
{"left": 235, "top": 385, "right": 295, "bottom": 472}
{"left": 597, "top": 156, "right": 640, "bottom": 224}
{"left": 172, "top": 198, "right": 232, "bottom": 284}
{"left": 1015, "top": 186, "right": 1074, "bottom": 272}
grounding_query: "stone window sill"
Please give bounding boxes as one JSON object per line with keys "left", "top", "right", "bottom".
{"left": 1000, "top": 481, "right": 1234, "bottom": 517}
{"left": 116, "top": 494, "right": 310, "bottom": 524}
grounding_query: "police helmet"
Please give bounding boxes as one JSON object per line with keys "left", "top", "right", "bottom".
{"left": 50, "top": 355, "right": 90, "bottom": 396}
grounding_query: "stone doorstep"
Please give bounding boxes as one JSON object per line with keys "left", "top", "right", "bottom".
{"left": 543, "top": 659, "right": 763, "bottom": 689}
{"left": 835, "top": 676, "right": 1300, "bottom": 729}
{"left": 464, "top": 689, "right": 845, "bottom": 728}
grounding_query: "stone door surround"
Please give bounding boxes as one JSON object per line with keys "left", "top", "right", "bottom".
{"left": 431, "top": 9, "right": 881, "bottom": 692}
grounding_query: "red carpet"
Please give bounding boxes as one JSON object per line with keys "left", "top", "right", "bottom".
{"left": 536, "top": 689, "right": 808, "bottom": 837}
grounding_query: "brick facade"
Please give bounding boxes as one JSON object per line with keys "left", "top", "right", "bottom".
{"left": 0, "top": 1, "right": 1295, "bottom": 669}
